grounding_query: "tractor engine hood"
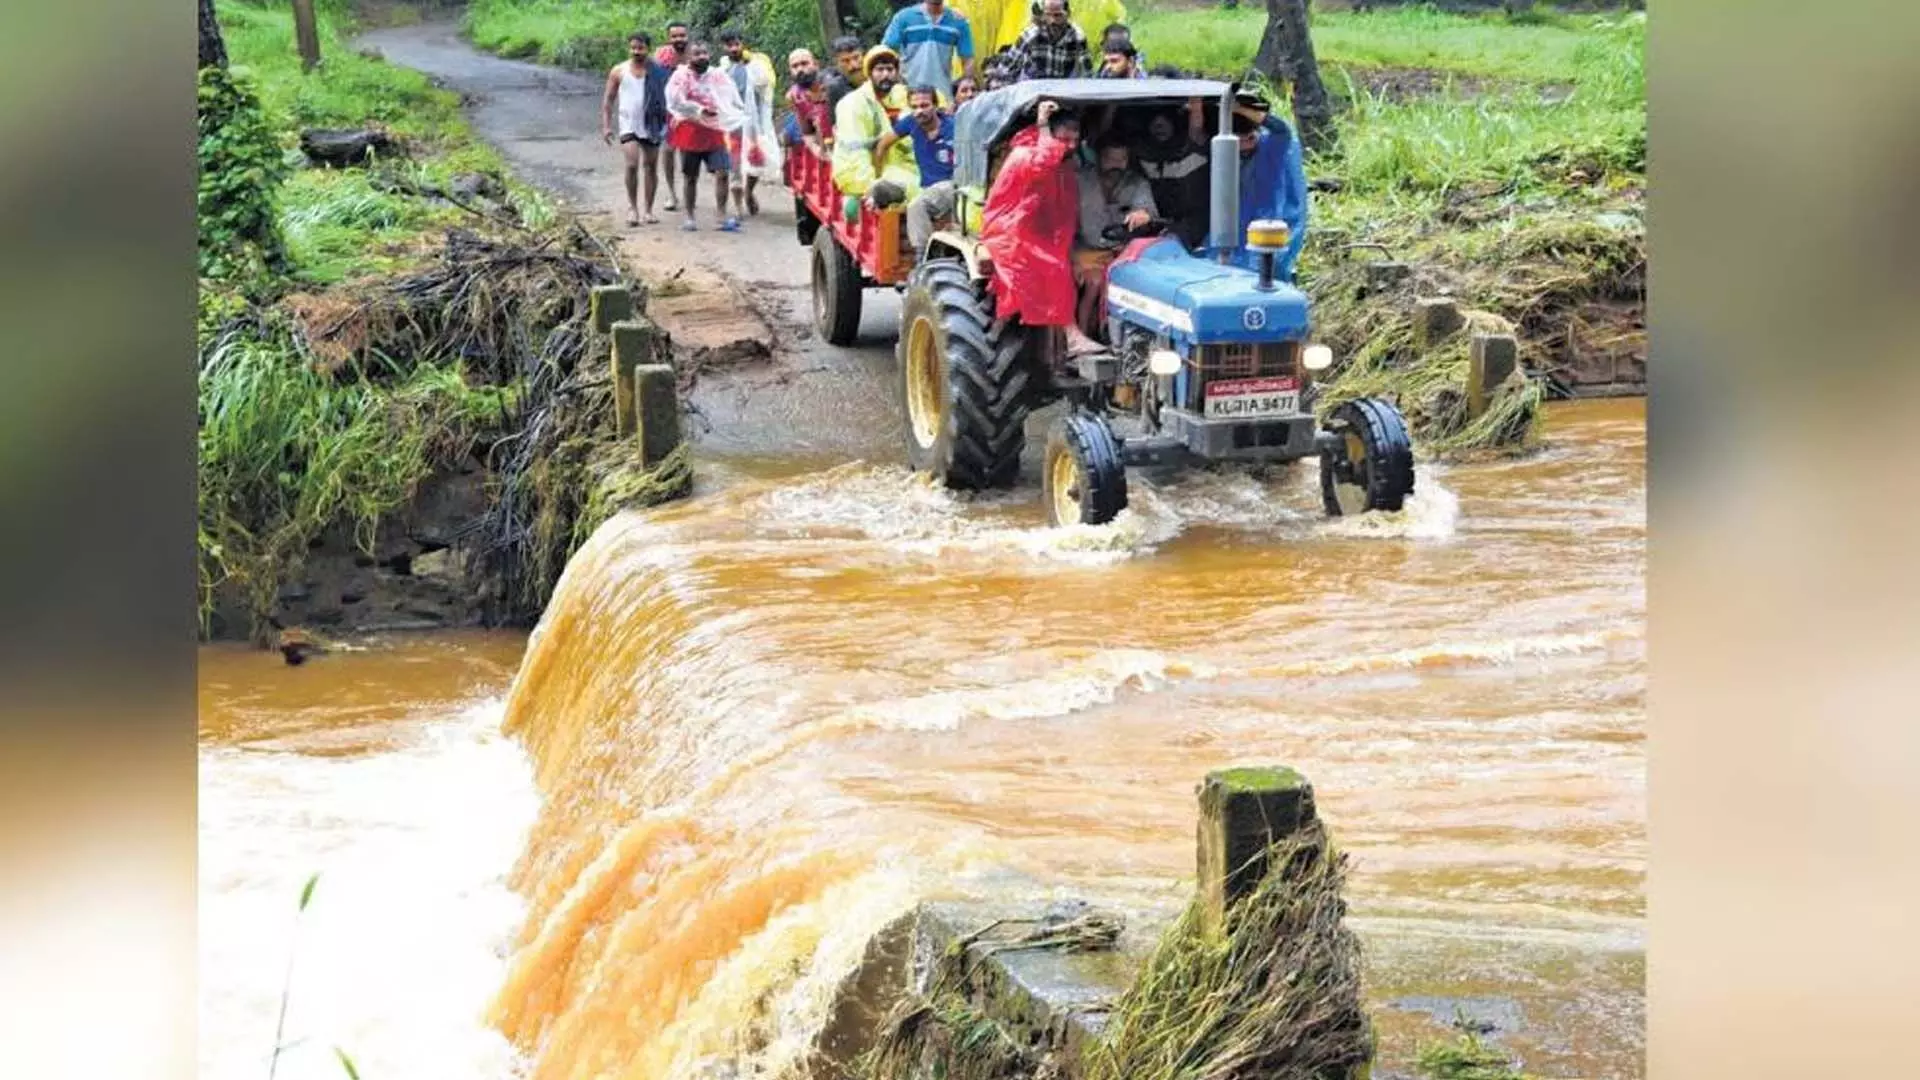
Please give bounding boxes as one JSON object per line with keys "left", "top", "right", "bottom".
{"left": 1104, "top": 238, "right": 1309, "bottom": 345}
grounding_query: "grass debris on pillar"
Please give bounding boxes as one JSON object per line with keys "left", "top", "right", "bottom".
{"left": 1088, "top": 765, "right": 1373, "bottom": 1080}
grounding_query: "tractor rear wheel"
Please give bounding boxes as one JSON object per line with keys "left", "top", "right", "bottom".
{"left": 1043, "top": 412, "right": 1128, "bottom": 526}
{"left": 812, "top": 228, "right": 863, "bottom": 346}
{"left": 1319, "top": 397, "right": 1416, "bottom": 516}
{"left": 897, "top": 258, "right": 1031, "bottom": 490}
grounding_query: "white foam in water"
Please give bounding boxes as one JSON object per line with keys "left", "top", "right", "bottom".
{"left": 743, "top": 457, "right": 1458, "bottom": 569}
{"left": 843, "top": 647, "right": 1209, "bottom": 732}
{"left": 198, "top": 700, "right": 537, "bottom": 1080}
{"left": 1320, "top": 466, "right": 1462, "bottom": 542}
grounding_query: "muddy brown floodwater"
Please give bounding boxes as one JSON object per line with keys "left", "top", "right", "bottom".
{"left": 200, "top": 398, "right": 1643, "bottom": 1080}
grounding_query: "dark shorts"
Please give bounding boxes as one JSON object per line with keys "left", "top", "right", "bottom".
{"left": 680, "top": 147, "right": 732, "bottom": 177}
{"left": 618, "top": 133, "right": 661, "bottom": 147}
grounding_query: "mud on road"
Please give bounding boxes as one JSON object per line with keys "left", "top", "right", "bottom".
{"left": 358, "top": 21, "right": 908, "bottom": 462}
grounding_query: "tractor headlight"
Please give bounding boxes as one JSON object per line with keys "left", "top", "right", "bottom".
{"left": 1247, "top": 219, "right": 1291, "bottom": 251}
{"left": 1302, "top": 344, "right": 1334, "bottom": 372}
{"left": 1148, "top": 348, "right": 1183, "bottom": 376}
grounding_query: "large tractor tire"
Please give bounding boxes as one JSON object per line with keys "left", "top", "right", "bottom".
{"left": 812, "top": 228, "right": 863, "bottom": 346}
{"left": 794, "top": 195, "right": 820, "bottom": 247}
{"left": 1043, "top": 412, "right": 1129, "bottom": 527}
{"left": 1319, "top": 397, "right": 1416, "bottom": 516}
{"left": 896, "top": 259, "right": 1031, "bottom": 490}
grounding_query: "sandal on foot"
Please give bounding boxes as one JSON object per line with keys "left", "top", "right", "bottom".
{"left": 681, "top": 219, "right": 699, "bottom": 231}
{"left": 719, "top": 217, "right": 741, "bottom": 232}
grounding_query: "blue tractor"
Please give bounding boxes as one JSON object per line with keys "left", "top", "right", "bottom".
{"left": 896, "top": 79, "right": 1415, "bottom": 526}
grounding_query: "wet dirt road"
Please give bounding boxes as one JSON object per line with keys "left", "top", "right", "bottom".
{"left": 199, "top": 23, "right": 1647, "bottom": 1080}
{"left": 358, "top": 20, "right": 909, "bottom": 462}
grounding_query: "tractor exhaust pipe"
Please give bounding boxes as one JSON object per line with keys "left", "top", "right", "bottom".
{"left": 1208, "top": 88, "right": 1239, "bottom": 264}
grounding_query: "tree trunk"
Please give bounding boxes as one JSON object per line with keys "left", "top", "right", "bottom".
{"left": 291, "top": 0, "right": 322, "bottom": 72}
{"left": 198, "top": 0, "right": 228, "bottom": 70}
{"left": 816, "top": 0, "right": 842, "bottom": 44}
{"left": 1253, "top": 0, "right": 1334, "bottom": 155}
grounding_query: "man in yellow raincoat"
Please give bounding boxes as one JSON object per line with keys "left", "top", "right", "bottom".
{"left": 831, "top": 46, "right": 921, "bottom": 208}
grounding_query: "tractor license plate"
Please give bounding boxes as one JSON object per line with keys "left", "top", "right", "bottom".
{"left": 1203, "top": 377, "right": 1299, "bottom": 420}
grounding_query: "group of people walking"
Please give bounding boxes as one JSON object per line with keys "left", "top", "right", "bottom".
{"left": 599, "top": 21, "right": 781, "bottom": 231}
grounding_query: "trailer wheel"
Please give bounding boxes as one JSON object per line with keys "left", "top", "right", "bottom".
{"left": 795, "top": 195, "right": 820, "bottom": 246}
{"left": 812, "top": 228, "right": 863, "bottom": 346}
{"left": 897, "top": 259, "right": 1031, "bottom": 490}
{"left": 1043, "top": 412, "right": 1129, "bottom": 527}
{"left": 1319, "top": 397, "right": 1416, "bottom": 516}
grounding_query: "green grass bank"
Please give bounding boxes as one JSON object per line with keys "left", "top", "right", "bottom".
{"left": 198, "top": 0, "right": 678, "bottom": 642}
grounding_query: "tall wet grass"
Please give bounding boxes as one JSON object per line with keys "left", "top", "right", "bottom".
{"left": 196, "top": 336, "right": 507, "bottom": 636}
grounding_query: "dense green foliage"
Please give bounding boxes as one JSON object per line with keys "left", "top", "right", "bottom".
{"left": 198, "top": 65, "right": 292, "bottom": 287}
{"left": 198, "top": 0, "right": 535, "bottom": 638}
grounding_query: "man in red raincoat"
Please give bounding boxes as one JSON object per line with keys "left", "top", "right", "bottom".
{"left": 978, "top": 100, "right": 1104, "bottom": 357}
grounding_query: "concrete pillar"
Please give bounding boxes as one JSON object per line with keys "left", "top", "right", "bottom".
{"left": 633, "top": 364, "right": 682, "bottom": 467}
{"left": 1413, "top": 297, "right": 1464, "bottom": 350}
{"left": 1467, "top": 333, "right": 1521, "bottom": 418}
{"left": 1196, "top": 765, "right": 1318, "bottom": 937}
{"left": 610, "top": 318, "right": 671, "bottom": 436}
{"left": 589, "top": 284, "right": 635, "bottom": 334}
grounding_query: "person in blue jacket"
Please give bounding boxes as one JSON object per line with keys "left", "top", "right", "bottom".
{"left": 1228, "top": 97, "right": 1308, "bottom": 280}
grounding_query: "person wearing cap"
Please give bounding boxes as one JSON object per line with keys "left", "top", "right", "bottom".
{"left": 1230, "top": 95, "right": 1307, "bottom": 279}
{"left": 882, "top": 0, "right": 975, "bottom": 103}
{"left": 831, "top": 46, "right": 922, "bottom": 210}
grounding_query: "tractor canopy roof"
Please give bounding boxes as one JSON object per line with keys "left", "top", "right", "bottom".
{"left": 953, "top": 77, "right": 1233, "bottom": 189}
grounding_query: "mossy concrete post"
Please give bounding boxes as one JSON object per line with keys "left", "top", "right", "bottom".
{"left": 1413, "top": 297, "right": 1464, "bottom": 350}
{"left": 590, "top": 283, "right": 635, "bottom": 334}
{"left": 591, "top": 284, "right": 636, "bottom": 428}
{"left": 1467, "top": 332, "right": 1520, "bottom": 418}
{"left": 1196, "top": 765, "right": 1318, "bottom": 937}
{"left": 633, "top": 365, "right": 681, "bottom": 467}
{"left": 610, "top": 317, "right": 672, "bottom": 436}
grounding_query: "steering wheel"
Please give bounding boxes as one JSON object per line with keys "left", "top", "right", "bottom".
{"left": 1100, "top": 217, "right": 1169, "bottom": 245}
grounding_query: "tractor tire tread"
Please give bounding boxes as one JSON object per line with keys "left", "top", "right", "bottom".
{"left": 1046, "top": 412, "right": 1129, "bottom": 525}
{"left": 1321, "top": 397, "right": 1416, "bottom": 514}
{"left": 905, "top": 260, "right": 1030, "bottom": 490}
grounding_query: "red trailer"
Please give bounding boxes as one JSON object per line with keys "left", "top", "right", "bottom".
{"left": 785, "top": 146, "right": 916, "bottom": 345}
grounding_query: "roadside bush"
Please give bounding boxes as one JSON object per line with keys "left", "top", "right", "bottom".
{"left": 198, "top": 64, "right": 291, "bottom": 289}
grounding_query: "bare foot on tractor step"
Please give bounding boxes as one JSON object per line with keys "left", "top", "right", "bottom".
{"left": 1064, "top": 328, "right": 1109, "bottom": 359}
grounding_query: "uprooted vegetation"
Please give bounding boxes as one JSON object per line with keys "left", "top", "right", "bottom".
{"left": 1280, "top": 8, "right": 1645, "bottom": 454}
{"left": 198, "top": 0, "right": 687, "bottom": 640}
{"left": 866, "top": 824, "right": 1369, "bottom": 1080}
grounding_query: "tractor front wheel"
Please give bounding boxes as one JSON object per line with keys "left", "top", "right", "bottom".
{"left": 1043, "top": 412, "right": 1129, "bottom": 527}
{"left": 896, "top": 259, "right": 1032, "bottom": 490}
{"left": 1319, "top": 397, "right": 1416, "bottom": 516}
